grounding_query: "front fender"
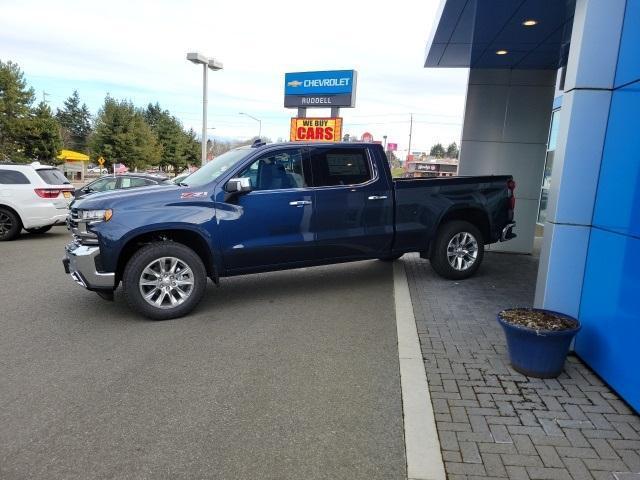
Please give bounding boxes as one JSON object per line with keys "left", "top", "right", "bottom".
{"left": 92, "top": 203, "right": 218, "bottom": 273}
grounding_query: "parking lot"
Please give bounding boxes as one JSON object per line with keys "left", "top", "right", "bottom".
{"left": 0, "top": 227, "right": 406, "bottom": 480}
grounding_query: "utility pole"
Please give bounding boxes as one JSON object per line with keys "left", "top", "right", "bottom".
{"left": 407, "top": 113, "right": 413, "bottom": 160}
{"left": 42, "top": 90, "right": 50, "bottom": 104}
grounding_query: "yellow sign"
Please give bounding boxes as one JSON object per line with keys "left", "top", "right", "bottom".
{"left": 97, "top": 157, "right": 105, "bottom": 166}
{"left": 290, "top": 117, "right": 342, "bottom": 142}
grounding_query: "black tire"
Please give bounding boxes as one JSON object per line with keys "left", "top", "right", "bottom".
{"left": 26, "top": 225, "right": 52, "bottom": 234}
{"left": 378, "top": 253, "right": 404, "bottom": 262}
{"left": 0, "top": 207, "right": 22, "bottom": 241}
{"left": 430, "top": 220, "right": 484, "bottom": 280}
{"left": 123, "top": 242, "right": 207, "bottom": 320}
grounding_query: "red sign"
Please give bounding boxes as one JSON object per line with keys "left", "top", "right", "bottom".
{"left": 361, "top": 132, "right": 373, "bottom": 142}
{"left": 290, "top": 117, "right": 343, "bottom": 142}
{"left": 387, "top": 143, "right": 398, "bottom": 151}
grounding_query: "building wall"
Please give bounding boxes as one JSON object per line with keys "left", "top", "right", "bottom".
{"left": 534, "top": 0, "right": 639, "bottom": 411}
{"left": 458, "top": 68, "right": 556, "bottom": 253}
{"left": 575, "top": 0, "right": 640, "bottom": 411}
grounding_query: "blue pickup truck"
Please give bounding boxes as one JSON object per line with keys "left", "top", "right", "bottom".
{"left": 63, "top": 141, "right": 516, "bottom": 319}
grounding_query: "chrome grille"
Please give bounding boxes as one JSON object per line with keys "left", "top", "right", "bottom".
{"left": 67, "top": 208, "right": 98, "bottom": 245}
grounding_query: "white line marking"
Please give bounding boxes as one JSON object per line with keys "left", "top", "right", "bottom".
{"left": 394, "top": 261, "right": 446, "bottom": 480}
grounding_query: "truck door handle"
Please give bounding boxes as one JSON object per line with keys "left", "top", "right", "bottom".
{"left": 289, "top": 200, "right": 312, "bottom": 207}
{"left": 367, "top": 195, "right": 388, "bottom": 200}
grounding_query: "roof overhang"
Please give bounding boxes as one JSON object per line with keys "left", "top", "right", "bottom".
{"left": 425, "top": 0, "right": 575, "bottom": 69}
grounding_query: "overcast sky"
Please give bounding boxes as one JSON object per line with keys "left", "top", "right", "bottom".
{"left": 1, "top": 0, "right": 469, "bottom": 157}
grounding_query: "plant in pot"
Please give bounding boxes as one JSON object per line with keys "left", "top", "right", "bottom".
{"left": 497, "top": 308, "right": 581, "bottom": 378}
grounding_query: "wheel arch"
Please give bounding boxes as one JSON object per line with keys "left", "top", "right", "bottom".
{"left": 0, "top": 203, "right": 23, "bottom": 226}
{"left": 115, "top": 228, "right": 218, "bottom": 286}
{"left": 437, "top": 207, "right": 491, "bottom": 244}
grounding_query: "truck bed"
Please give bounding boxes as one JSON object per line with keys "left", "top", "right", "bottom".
{"left": 391, "top": 175, "right": 513, "bottom": 253}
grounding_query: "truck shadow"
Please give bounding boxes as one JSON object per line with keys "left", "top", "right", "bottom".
{"left": 194, "top": 259, "right": 394, "bottom": 318}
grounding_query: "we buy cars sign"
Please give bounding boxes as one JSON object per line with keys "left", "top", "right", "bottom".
{"left": 290, "top": 117, "right": 343, "bottom": 142}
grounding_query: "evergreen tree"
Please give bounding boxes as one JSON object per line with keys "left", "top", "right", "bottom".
{"left": 21, "top": 102, "right": 62, "bottom": 162}
{"left": 56, "top": 90, "right": 92, "bottom": 152}
{"left": 144, "top": 103, "right": 188, "bottom": 172}
{"left": 430, "top": 143, "right": 446, "bottom": 158}
{"left": 90, "top": 96, "right": 160, "bottom": 170}
{"left": 0, "top": 60, "right": 35, "bottom": 161}
{"left": 184, "top": 128, "right": 201, "bottom": 167}
{"left": 446, "top": 142, "right": 459, "bottom": 159}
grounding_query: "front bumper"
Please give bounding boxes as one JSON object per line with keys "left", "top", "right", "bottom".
{"left": 62, "top": 242, "right": 115, "bottom": 290}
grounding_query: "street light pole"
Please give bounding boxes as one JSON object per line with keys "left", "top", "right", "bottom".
{"left": 201, "top": 64, "right": 208, "bottom": 165}
{"left": 187, "top": 52, "right": 223, "bottom": 165}
{"left": 239, "top": 112, "right": 262, "bottom": 140}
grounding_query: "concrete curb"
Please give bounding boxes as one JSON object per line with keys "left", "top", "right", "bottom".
{"left": 394, "top": 261, "right": 446, "bottom": 480}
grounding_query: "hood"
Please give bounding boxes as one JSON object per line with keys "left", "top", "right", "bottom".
{"left": 72, "top": 184, "right": 186, "bottom": 210}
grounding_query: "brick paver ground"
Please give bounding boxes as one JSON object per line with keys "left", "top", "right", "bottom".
{"left": 404, "top": 251, "right": 640, "bottom": 480}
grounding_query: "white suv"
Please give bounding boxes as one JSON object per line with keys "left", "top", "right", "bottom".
{"left": 0, "top": 163, "right": 75, "bottom": 241}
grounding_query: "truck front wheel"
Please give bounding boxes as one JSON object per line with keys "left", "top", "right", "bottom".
{"left": 123, "top": 242, "right": 207, "bottom": 320}
{"left": 430, "top": 220, "right": 484, "bottom": 280}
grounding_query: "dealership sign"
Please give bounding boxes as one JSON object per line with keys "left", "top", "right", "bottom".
{"left": 290, "top": 117, "right": 343, "bottom": 142}
{"left": 284, "top": 70, "right": 357, "bottom": 108}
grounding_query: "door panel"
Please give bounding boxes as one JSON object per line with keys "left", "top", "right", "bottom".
{"left": 309, "top": 146, "right": 393, "bottom": 259}
{"left": 218, "top": 148, "right": 316, "bottom": 271}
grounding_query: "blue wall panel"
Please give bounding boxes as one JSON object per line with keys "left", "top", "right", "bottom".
{"left": 593, "top": 80, "right": 640, "bottom": 238}
{"left": 615, "top": 0, "right": 640, "bottom": 87}
{"left": 577, "top": 229, "right": 640, "bottom": 412}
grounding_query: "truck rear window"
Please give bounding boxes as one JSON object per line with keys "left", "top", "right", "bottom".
{"left": 310, "top": 148, "right": 372, "bottom": 186}
{"left": 37, "top": 168, "right": 70, "bottom": 185}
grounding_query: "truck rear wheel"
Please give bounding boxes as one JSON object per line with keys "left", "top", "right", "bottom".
{"left": 430, "top": 220, "right": 484, "bottom": 280}
{"left": 123, "top": 242, "right": 207, "bottom": 320}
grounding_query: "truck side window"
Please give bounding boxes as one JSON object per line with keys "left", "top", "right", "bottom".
{"left": 309, "top": 148, "right": 372, "bottom": 186}
{"left": 236, "top": 149, "right": 306, "bottom": 191}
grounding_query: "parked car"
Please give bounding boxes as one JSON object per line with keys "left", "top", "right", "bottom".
{"left": 172, "top": 172, "right": 191, "bottom": 185}
{"left": 63, "top": 141, "right": 516, "bottom": 319}
{"left": 88, "top": 167, "right": 108, "bottom": 174}
{"left": 113, "top": 163, "right": 129, "bottom": 174}
{"left": 73, "top": 173, "right": 171, "bottom": 201}
{"left": 0, "top": 162, "right": 74, "bottom": 241}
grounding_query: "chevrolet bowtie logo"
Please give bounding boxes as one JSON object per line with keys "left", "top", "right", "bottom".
{"left": 287, "top": 80, "right": 302, "bottom": 87}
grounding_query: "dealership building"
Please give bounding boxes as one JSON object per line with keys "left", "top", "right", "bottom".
{"left": 425, "top": 0, "right": 639, "bottom": 411}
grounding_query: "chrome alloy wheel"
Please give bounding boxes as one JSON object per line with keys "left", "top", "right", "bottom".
{"left": 446, "top": 232, "right": 479, "bottom": 271}
{"left": 0, "top": 211, "right": 12, "bottom": 236}
{"left": 139, "top": 257, "right": 195, "bottom": 309}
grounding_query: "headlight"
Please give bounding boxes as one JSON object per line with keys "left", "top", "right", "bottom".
{"left": 80, "top": 209, "right": 113, "bottom": 222}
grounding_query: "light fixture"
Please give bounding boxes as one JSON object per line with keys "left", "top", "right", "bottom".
{"left": 522, "top": 19, "right": 538, "bottom": 26}
{"left": 186, "top": 52, "right": 223, "bottom": 165}
{"left": 496, "top": 49, "right": 508, "bottom": 55}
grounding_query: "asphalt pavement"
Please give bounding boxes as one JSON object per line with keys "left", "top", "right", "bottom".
{"left": 0, "top": 227, "right": 406, "bottom": 480}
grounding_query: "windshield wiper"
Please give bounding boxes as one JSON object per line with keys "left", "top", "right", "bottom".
{"left": 178, "top": 182, "right": 189, "bottom": 187}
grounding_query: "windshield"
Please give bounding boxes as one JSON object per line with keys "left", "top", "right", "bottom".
{"left": 183, "top": 147, "right": 252, "bottom": 187}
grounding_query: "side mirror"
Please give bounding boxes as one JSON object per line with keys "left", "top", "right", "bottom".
{"left": 226, "top": 177, "right": 252, "bottom": 193}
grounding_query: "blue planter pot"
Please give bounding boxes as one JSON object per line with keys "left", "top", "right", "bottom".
{"left": 497, "top": 308, "right": 581, "bottom": 378}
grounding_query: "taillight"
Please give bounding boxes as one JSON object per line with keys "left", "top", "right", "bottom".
{"left": 507, "top": 179, "right": 516, "bottom": 210}
{"left": 34, "top": 188, "right": 62, "bottom": 198}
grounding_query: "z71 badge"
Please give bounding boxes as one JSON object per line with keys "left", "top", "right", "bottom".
{"left": 180, "top": 192, "right": 208, "bottom": 199}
